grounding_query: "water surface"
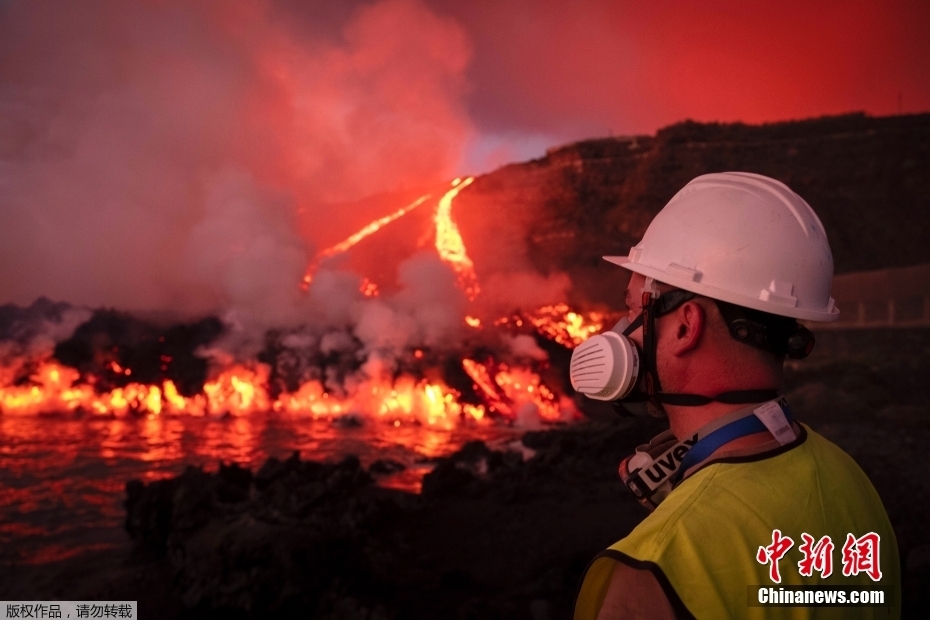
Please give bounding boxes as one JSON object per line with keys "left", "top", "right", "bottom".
{"left": 0, "top": 411, "right": 524, "bottom": 566}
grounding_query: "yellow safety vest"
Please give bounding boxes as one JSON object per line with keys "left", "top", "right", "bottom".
{"left": 575, "top": 425, "right": 900, "bottom": 619}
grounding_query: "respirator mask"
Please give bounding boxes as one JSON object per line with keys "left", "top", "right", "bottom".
{"left": 568, "top": 313, "right": 643, "bottom": 403}
{"left": 569, "top": 282, "right": 702, "bottom": 418}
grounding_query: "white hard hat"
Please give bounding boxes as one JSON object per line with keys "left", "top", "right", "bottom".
{"left": 605, "top": 172, "right": 839, "bottom": 322}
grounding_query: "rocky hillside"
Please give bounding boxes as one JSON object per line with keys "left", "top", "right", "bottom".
{"left": 455, "top": 112, "right": 930, "bottom": 308}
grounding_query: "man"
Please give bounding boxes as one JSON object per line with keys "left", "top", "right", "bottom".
{"left": 569, "top": 173, "right": 900, "bottom": 619}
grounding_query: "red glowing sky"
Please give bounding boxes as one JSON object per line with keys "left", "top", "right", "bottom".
{"left": 0, "top": 0, "right": 928, "bottom": 312}
{"left": 431, "top": 0, "right": 930, "bottom": 169}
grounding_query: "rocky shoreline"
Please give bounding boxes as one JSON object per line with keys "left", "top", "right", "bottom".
{"left": 121, "top": 414, "right": 667, "bottom": 619}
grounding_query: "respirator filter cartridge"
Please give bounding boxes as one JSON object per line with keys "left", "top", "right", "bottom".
{"left": 569, "top": 331, "right": 640, "bottom": 401}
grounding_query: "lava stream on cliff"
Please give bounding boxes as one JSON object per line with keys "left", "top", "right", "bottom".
{"left": 433, "top": 177, "right": 479, "bottom": 300}
{"left": 301, "top": 193, "right": 432, "bottom": 290}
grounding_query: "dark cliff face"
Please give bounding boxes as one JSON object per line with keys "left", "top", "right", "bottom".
{"left": 454, "top": 113, "right": 930, "bottom": 309}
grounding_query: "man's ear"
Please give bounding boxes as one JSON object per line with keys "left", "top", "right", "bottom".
{"left": 669, "top": 300, "right": 705, "bottom": 356}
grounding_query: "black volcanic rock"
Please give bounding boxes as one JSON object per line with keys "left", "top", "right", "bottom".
{"left": 125, "top": 453, "right": 407, "bottom": 615}
{"left": 369, "top": 459, "right": 406, "bottom": 475}
{"left": 52, "top": 310, "right": 224, "bottom": 395}
{"left": 0, "top": 297, "right": 80, "bottom": 344}
{"left": 122, "top": 417, "right": 667, "bottom": 618}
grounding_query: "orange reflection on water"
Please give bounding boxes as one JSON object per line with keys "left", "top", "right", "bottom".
{"left": 138, "top": 414, "right": 185, "bottom": 464}
{"left": 198, "top": 414, "right": 264, "bottom": 465}
{"left": 99, "top": 418, "right": 129, "bottom": 461}
{"left": 1, "top": 404, "right": 533, "bottom": 566}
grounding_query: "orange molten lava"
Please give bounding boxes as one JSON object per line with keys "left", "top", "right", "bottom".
{"left": 496, "top": 303, "right": 608, "bottom": 348}
{"left": 273, "top": 374, "right": 481, "bottom": 429}
{"left": 301, "top": 193, "right": 431, "bottom": 289}
{"left": 434, "top": 177, "right": 479, "bottom": 300}
{"left": 0, "top": 361, "right": 271, "bottom": 419}
{"left": 359, "top": 277, "right": 379, "bottom": 297}
{"left": 461, "top": 358, "right": 569, "bottom": 422}
{"left": 300, "top": 178, "right": 480, "bottom": 300}
{"left": 0, "top": 356, "right": 572, "bottom": 428}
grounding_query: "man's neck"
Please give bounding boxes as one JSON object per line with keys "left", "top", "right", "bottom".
{"left": 661, "top": 355, "right": 783, "bottom": 440}
{"left": 666, "top": 401, "right": 750, "bottom": 439}
{"left": 666, "top": 400, "right": 781, "bottom": 453}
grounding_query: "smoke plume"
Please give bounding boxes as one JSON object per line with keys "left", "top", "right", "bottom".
{"left": 0, "top": 0, "right": 473, "bottom": 321}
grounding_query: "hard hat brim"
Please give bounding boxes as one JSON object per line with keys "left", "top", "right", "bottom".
{"left": 603, "top": 255, "right": 840, "bottom": 323}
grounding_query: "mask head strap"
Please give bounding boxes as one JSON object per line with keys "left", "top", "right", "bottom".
{"left": 639, "top": 286, "right": 698, "bottom": 415}
{"left": 641, "top": 290, "right": 660, "bottom": 397}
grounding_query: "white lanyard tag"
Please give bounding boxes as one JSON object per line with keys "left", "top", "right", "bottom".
{"left": 753, "top": 400, "right": 796, "bottom": 445}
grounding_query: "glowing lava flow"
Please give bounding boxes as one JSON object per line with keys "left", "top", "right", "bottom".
{"left": 461, "top": 359, "right": 566, "bottom": 422}
{"left": 495, "top": 303, "right": 609, "bottom": 348}
{"left": 0, "top": 358, "right": 492, "bottom": 428}
{"left": 359, "top": 277, "right": 379, "bottom": 297}
{"left": 301, "top": 194, "right": 431, "bottom": 289}
{"left": 1, "top": 354, "right": 576, "bottom": 424}
{"left": 525, "top": 303, "right": 608, "bottom": 347}
{"left": 300, "top": 177, "right": 479, "bottom": 300}
{"left": 0, "top": 303, "right": 602, "bottom": 426}
{"left": 0, "top": 353, "right": 578, "bottom": 428}
{"left": 434, "top": 177, "right": 479, "bottom": 300}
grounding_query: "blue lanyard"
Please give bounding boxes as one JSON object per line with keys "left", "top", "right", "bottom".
{"left": 669, "top": 403, "right": 794, "bottom": 485}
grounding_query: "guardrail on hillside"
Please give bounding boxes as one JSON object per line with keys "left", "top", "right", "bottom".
{"left": 812, "top": 264, "right": 930, "bottom": 329}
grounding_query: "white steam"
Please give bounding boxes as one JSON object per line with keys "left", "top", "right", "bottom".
{"left": 0, "top": 0, "right": 472, "bottom": 320}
